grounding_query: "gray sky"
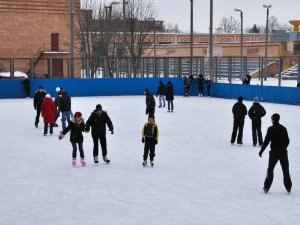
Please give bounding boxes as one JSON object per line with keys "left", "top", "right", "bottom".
{"left": 152, "top": 0, "right": 299, "bottom": 33}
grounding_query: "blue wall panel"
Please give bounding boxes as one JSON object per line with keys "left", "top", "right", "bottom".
{"left": 1, "top": 78, "right": 300, "bottom": 105}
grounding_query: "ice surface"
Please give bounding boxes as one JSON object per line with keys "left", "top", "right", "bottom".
{"left": 0, "top": 96, "right": 299, "bottom": 225}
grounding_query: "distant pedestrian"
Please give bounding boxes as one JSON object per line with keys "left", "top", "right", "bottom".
{"left": 41, "top": 94, "right": 56, "bottom": 136}
{"left": 259, "top": 113, "right": 292, "bottom": 194}
{"left": 23, "top": 75, "right": 31, "bottom": 98}
{"left": 85, "top": 104, "right": 114, "bottom": 164}
{"left": 197, "top": 74, "right": 205, "bottom": 96}
{"left": 33, "top": 85, "right": 46, "bottom": 128}
{"left": 205, "top": 75, "right": 212, "bottom": 96}
{"left": 156, "top": 81, "right": 166, "bottom": 108}
{"left": 230, "top": 96, "right": 247, "bottom": 145}
{"left": 59, "top": 111, "right": 86, "bottom": 168}
{"left": 248, "top": 97, "right": 266, "bottom": 146}
{"left": 60, "top": 90, "right": 72, "bottom": 130}
{"left": 165, "top": 81, "right": 174, "bottom": 112}
{"left": 54, "top": 87, "right": 63, "bottom": 127}
{"left": 142, "top": 115, "right": 159, "bottom": 167}
{"left": 183, "top": 76, "right": 190, "bottom": 97}
{"left": 297, "top": 82, "right": 300, "bottom": 87}
{"left": 144, "top": 88, "right": 156, "bottom": 118}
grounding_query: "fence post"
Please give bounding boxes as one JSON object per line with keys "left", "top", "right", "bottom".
{"left": 278, "top": 57, "right": 282, "bottom": 87}
{"left": 298, "top": 56, "right": 300, "bottom": 83}
{"left": 49, "top": 58, "right": 53, "bottom": 78}
{"left": 228, "top": 57, "right": 232, "bottom": 84}
{"left": 9, "top": 58, "right": 14, "bottom": 79}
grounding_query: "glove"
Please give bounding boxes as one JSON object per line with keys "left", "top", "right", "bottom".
{"left": 259, "top": 150, "right": 263, "bottom": 157}
{"left": 154, "top": 139, "right": 158, "bottom": 145}
{"left": 110, "top": 130, "right": 114, "bottom": 134}
{"left": 142, "top": 138, "right": 145, "bottom": 143}
{"left": 58, "top": 133, "right": 65, "bottom": 140}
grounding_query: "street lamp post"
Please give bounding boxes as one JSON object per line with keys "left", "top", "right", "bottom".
{"left": 190, "top": 0, "right": 194, "bottom": 76}
{"left": 209, "top": 0, "right": 213, "bottom": 81}
{"left": 149, "top": 18, "right": 157, "bottom": 77}
{"left": 234, "top": 8, "right": 243, "bottom": 78}
{"left": 70, "top": 0, "right": 74, "bottom": 78}
{"left": 263, "top": 4, "right": 271, "bottom": 84}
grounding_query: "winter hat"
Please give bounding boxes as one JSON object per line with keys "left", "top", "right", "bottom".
{"left": 271, "top": 113, "right": 280, "bottom": 122}
{"left": 55, "top": 87, "right": 61, "bottom": 92}
{"left": 45, "top": 94, "right": 51, "bottom": 98}
{"left": 253, "top": 97, "right": 259, "bottom": 103}
{"left": 237, "top": 96, "right": 243, "bottom": 102}
{"left": 74, "top": 111, "right": 82, "bottom": 118}
{"left": 95, "top": 104, "right": 102, "bottom": 111}
{"left": 39, "top": 85, "right": 44, "bottom": 89}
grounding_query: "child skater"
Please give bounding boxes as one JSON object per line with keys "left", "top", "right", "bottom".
{"left": 141, "top": 115, "right": 159, "bottom": 167}
{"left": 59, "top": 111, "right": 86, "bottom": 167}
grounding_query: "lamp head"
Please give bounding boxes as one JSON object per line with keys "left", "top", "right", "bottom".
{"left": 263, "top": 4, "right": 272, "bottom": 9}
{"left": 234, "top": 8, "right": 242, "bottom": 12}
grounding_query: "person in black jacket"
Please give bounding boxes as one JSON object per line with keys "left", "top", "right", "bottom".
{"left": 54, "top": 87, "right": 63, "bottom": 127}
{"left": 259, "top": 113, "right": 292, "bottom": 194}
{"left": 59, "top": 112, "right": 86, "bottom": 167}
{"left": 23, "top": 75, "right": 31, "bottom": 98}
{"left": 197, "top": 74, "right": 205, "bottom": 96}
{"left": 144, "top": 88, "right": 156, "bottom": 118}
{"left": 165, "top": 81, "right": 174, "bottom": 112}
{"left": 248, "top": 97, "right": 266, "bottom": 146}
{"left": 230, "top": 96, "right": 247, "bottom": 144}
{"left": 85, "top": 104, "right": 114, "bottom": 164}
{"left": 33, "top": 85, "right": 46, "bottom": 128}
{"left": 156, "top": 81, "right": 166, "bottom": 108}
{"left": 60, "top": 90, "right": 72, "bottom": 130}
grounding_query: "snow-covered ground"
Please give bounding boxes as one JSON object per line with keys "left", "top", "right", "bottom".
{"left": 1, "top": 96, "right": 300, "bottom": 225}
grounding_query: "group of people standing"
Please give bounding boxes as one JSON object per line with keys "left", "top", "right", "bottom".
{"left": 230, "top": 96, "right": 292, "bottom": 194}
{"left": 183, "top": 74, "right": 212, "bottom": 97}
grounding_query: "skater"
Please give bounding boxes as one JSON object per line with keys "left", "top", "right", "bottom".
{"left": 259, "top": 113, "right": 292, "bottom": 194}
{"left": 144, "top": 88, "right": 156, "bottom": 118}
{"left": 156, "top": 81, "right": 166, "bottom": 108}
{"left": 59, "top": 112, "right": 86, "bottom": 168}
{"left": 197, "top": 74, "right": 205, "bottom": 96}
{"left": 165, "top": 81, "right": 174, "bottom": 112}
{"left": 41, "top": 94, "right": 56, "bottom": 136}
{"left": 33, "top": 85, "right": 46, "bottom": 128}
{"left": 248, "top": 97, "right": 266, "bottom": 146}
{"left": 205, "top": 75, "right": 212, "bottom": 96}
{"left": 23, "top": 75, "right": 31, "bottom": 98}
{"left": 230, "top": 96, "right": 247, "bottom": 145}
{"left": 60, "top": 90, "right": 72, "bottom": 130}
{"left": 85, "top": 104, "right": 114, "bottom": 164}
{"left": 142, "top": 115, "right": 159, "bottom": 166}
{"left": 183, "top": 76, "right": 190, "bottom": 97}
{"left": 54, "top": 87, "right": 63, "bottom": 127}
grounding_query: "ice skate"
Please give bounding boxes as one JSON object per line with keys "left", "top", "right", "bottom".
{"left": 263, "top": 187, "right": 269, "bottom": 194}
{"left": 94, "top": 156, "right": 99, "bottom": 164}
{"left": 81, "top": 158, "right": 86, "bottom": 167}
{"left": 142, "top": 160, "right": 147, "bottom": 167}
{"left": 72, "top": 158, "right": 76, "bottom": 168}
{"left": 103, "top": 155, "right": 110, "bottom": 163}
{"left": 150, "top": 160, "right": 154, "bottom": 167}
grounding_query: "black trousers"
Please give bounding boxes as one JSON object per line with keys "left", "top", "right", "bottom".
{"left": 207, "top": 85, "right": 211, "bottom": 96}
{"left": 35, "top": 108, "right": 41, "bottom": 125}
{"left": 167, "top": 100, "right": 174, "bottom": 111}
{"left": 230, "top": 119, "right": 244, "bottom": 144}
{"left": 92, "top": 135, "right": 107, "bottom": 157}
{"left": 44, "top": 123, "right": 54, "bottom": 134}
{"left": 71, "top": 142, "right": 84, "bottom": 158}
{"left": 264, "top": 150, "right": 292, "bottom": 192}
{"left": 251, "top": 119, "right": 263, "bottom": 145}
{"left": 143, "top": 137, "right": 156, "bottom": 161}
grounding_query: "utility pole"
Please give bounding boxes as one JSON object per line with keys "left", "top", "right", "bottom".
{"left": 209, "top": 0, "right": 213, "bottom": 80}
{"left": 70, "top": 0, "right": 74, "bottom": 78}
{"left": 190, "top": 0, "right": 194, "bottom": 76}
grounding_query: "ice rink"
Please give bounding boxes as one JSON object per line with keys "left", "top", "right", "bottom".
{"left": 1, "top": 95, "right": 300, "bottom": 225}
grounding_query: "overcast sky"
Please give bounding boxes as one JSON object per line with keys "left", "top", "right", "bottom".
{"left": 152, "top": 0, "right": 299, "bottom": 33}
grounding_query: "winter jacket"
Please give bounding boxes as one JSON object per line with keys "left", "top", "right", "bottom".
{"left": 197, "top": 77, "right": 205, "bottom": 89}
{"left": 142, "top": 121, "right": 159, "bottom": 140}
{"left": 59, "top": 91, "right": 71, "bottom": 112}
{"left": 156, "top": 83, "right": 166, "bottom": 96}
{"left": 248, "top": 103, "right": 266, "bottom": 120}
{"left": 34, "top": 91, "right": 46, "bottom": 110}
{"left": 85, "top": 111, "right": 113, "bottom": 137}
{"left": 260, "top": 122, "right": 289, "bottom": 153}
{"left": 165, "top": 82, "right": 174, "bottom": 101}
{"left": 232, "top": 101, "right": 247, "bottom": 120}
{"left": 145, "top": 89, "right": 156, "bottom": 114}
{"left": 62, "top": 118, "right": 85, "bottom": 143}
{"left": 23, "top": 78, "right": 30, "bottom": 91}
{"left": 41, "top": 97, "right": 56, "bottom": 124}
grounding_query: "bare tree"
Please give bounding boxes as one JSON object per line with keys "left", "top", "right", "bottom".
{"left": 260, "top": 16, "right": 292, "bottom": 33}
{"left": 123, "top": 0, "right": 158, "bottom": 77}
{"left": 215, "top": 16, "right": 240, "bottom": 34}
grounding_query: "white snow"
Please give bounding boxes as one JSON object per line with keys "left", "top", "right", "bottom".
{"left": 0, "top": 71, "right": 27, "bottom": 78}
{"left": 1, "top": 96, "right": 300, "bottom": 225}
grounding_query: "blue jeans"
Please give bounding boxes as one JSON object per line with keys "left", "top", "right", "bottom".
{"left": 159, "top": 95, "right": 165, "bottom": 107}
{"left": 61, "top": 111, "right": 72, "bottom": 130}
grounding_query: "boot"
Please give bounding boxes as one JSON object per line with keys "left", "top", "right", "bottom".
{"left": 72, "top": 158, "right": 76, "bottom": 167}
{"left": 81, "top": 158, "right": 86, "bottom": 167}
{"left": 150, "top": 160, "right": 154, "bottom": 167}
{"left": 94, "top": 156, "right": 99, "bottom": 163}
{"left": 142, "top": 160, "right": 147, "bottom": 166}
{"left": 103, "top": 155, "right": 110, "bottom": 163}
{"left": 43, "top": 124, "right": 48, "bottom": 135}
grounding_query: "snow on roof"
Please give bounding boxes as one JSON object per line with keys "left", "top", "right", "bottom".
{"left": 0, "top": 71, "right": 27, "bottom": 78}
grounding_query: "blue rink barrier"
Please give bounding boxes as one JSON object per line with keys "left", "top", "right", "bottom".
{"left": 1, "top": 78, "right": 300, "bottom": 105}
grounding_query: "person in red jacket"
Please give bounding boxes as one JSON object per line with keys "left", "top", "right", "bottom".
{"left": 41, "top": 94, "right": 56, "bottom": 136}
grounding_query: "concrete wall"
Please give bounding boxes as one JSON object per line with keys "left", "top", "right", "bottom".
{"left": 1, "top": 78, "right": 300, "bottom": 105}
